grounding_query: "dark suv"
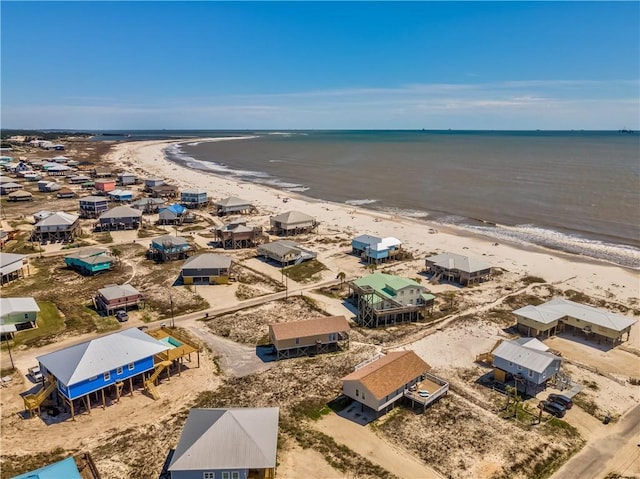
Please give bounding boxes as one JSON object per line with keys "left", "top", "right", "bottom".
{"left": 541, "top": 400, "right": 566, "bottom": 418}
{"left": 547, "top": 394, "right": 573, "bottom": 409}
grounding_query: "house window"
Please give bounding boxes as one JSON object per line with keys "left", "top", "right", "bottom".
{"left": 528, "top": 370, "right": 534, "bottom": 378}
{"left": 509, "top": 362, "right": 513, "bottom": 367}
{"left": 205, "top": 473, "right": 216, "bottom": 479}
{"left": 295, "top": 338, "right": 300, "bottom": 345}
{"left": 104, "top": 372, "right": 110, "bottom": 381}
{"left": 517, "top": 365, "right": 522, "bottom": 371}
{"left": 117, "top": 366, "right": 123, "bottom": 375}
{"left": 356, "top": 389, "right": 359, "bottom": 397}
{"left": 220, "top": 472, "right": 230, "bottom": 479}
{"left": 24, "top": 313, "right": 29, "bottom": 319}
{"left": 128, "top": 363, "right": 134, "bottom": 371}
{"left": 362, "top": 392, "right": 365, "bottom": 400}
{"left": 232, "top": 473, "right": 240, "bottom": 479}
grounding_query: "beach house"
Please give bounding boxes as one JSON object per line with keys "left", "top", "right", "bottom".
{"left": 0, "top": 252, "right": 29, "bottom": 286}
{"left": 68, "top": 174, "right": 92, "bottom": 184}
{"left": 92, "top": 166, "right": 112, "bottom": 178}
{"left": 94, "top": 179, "right": 116, "bottom": 193}
{"left": 425, "top": 252, "right": 492, "bottom": 286}
{"left": 31, "top": 211, "right": 80, "bottom": 243}
{"left": 8, "top": 190, "right": 33, "bottom": 202}
{"left": 351, "top": 234, "right": 403, "bottom": 264}
{"left": 491, "top": 338, "right": 562, "bottom": 395}
{"left": 180, "top": 253, "right": 233, "bottom": 285}
{"left": 47, "top": 164, "right": 72, "bottom": 177}
{"left": 108, "top": 189, "right": 134, "bottom": 203}
{"left": 214, "top": 196, "right": 256, "bottom": 216}
{"left": 348, "top": 273, "right": 435, "bottom": 328}
{"left": 0, "top": 297, "right": 40, "bottom": 335}
{"left": 167, "top": 407, "right": 279, "bottom": 479}
{"left": 180, "top": 188, "right": 208, "bottom": 208}
{"left": 94, "top": 284, "right": 144, "bottom": 315}
{"left": 79, "top": 195, "right": 110, "bottom": 218}
{"left": 10, "top": 456, "right": 85, "bottom": 479}
{"left": 144, "top": 177, "right": 164, "bottom": 191}
{"left": 215, "top": 221, "right": 265, "bottom": 249}
{"left": 32, "top": 328, "right": 170, "bottom": 419}
{"left": 270, "top": 210, "right": 317, "bottom": 236}
{"left": 132, "top": 197, "right": 165, "bottom": 214}
{"left": 341, "top": 351, "right": 448, "bottom": 416}
{"left": 513, "top": 297, "right": 637, "bottom": 344}
{"left": 157, "top": 204, "right": 188, "bottom": 225}
{"left": 97, "top": 205, "right": 143, "bottom": 230}
{"left": 269, "top": 315, "right": 351, "bottom": 359}
{"left": 257, "top": 240, "right": 317, "bottom": 266}
{"left": 149, "top": 235, "right": 193, "bottom": 262}
{"left": 0, "top": 182, "right": 23, "bottom": 195}
{"left": 64, "top": 247, "right": 114, "bottom": 275}
{"left": 116, "top": 172, "right": 137, "bottom": 186}
{"left": 150, "top": 184, "right": 179, "bottom": 198}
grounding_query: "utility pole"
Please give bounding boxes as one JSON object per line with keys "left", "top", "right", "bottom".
{"left": 169, "top": 292, "right": 175, "bottom": 328}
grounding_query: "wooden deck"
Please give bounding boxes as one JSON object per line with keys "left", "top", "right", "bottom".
{"left": 404, "top": 373, "right": 449, "bottom": 408}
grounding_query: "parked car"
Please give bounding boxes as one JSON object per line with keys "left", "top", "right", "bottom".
{"left": 541, "top": 400, "right": 566, "bottom": 418}
{"left": 547, "top": 393, "right": 573, "bottom": 409}
{"left": 114, "top": 310, "right": 129, "bottom": 322}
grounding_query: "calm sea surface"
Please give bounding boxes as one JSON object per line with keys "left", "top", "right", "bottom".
{"left": 97, "top": 130, "right": 640, "bottom": 267}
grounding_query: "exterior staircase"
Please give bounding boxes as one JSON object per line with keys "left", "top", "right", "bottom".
{"left": 144, "top": 360, "right": 172, "bottom": 400}
{"left": 23, "top": 375, "right": 57, "bottom": 418}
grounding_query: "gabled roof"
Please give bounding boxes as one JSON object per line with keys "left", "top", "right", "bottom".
{"left": 35, "top": 211, "right": 79, "bottom": 227}
{"left": 258, "top": 240, "right": 303, "bottom": 257}
{"left": 37, "top": 328, "right": 169, "bottom": 386}
{"left": 169, "top": 408, "right": 279, "bottom": 472}
{"left": 492, "top": 340, "right": 561, "bottom": 374}
{"left": 426, "top": 252, "right": 491, "bottom": 273}
{"left": 342, "top": 351, "right": 430, "bottom": 400}
{"left": 0, "top": 297, "right": 40, "bottom": 318}
{"left": 514, "top": 297, "right": 637, "bottom": 332}
{"left": 182, "top": 253, "right": 232, "bottom": 270}
{"left": 352, "top": 235, "right": 402, "bottom": 251}
{"left": 351, "top": 273, "right": 424, "bottom": 300}
{"left": 215, "top": 196, "right": 252, "bottom": 207}
{"left": 10, "top": 456, "right": 82, "bottom": 479}
{"left": 65, "top": 247, "right": 112, "bottom": 265}
{"left": 161, "top": 204, "right": 187, "bottom": 215}
{"left": 271, "top": 210, "right": 315, "bottom": 224}
{"left": 512, "top": 337, "right": 549, "bottom": 352}
{"left": 99, "top": 205, "right": 143, "bottom": 220}
{"left": 97, "top": 283, "right": 141, "bottom": 301}
{"left": 270, "top": 316, "right": 350, "bottom": 341}
{"left": 79, "top": 195, "right": 108, "bottom": 204}
{"left": 151, "top": 235, "right": 189, "bottom": 248}
{"left": 0, "top": 252, "right": 26, "bottom": 273}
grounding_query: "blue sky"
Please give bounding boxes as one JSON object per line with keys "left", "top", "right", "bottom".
{"left": 1, "top": 1, "right": 638, "bottom": 130}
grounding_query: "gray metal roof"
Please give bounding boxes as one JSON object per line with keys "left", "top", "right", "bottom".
{"left": 151, "top": 235, "right": 189, "bottom": 247}
{"left": 0, "top": 252, "right": 26, "bottom": 275}
{"left": 215, "top": 196, "right": 252, "bottom": 207}
{"left": 35, "top": 211, "right": 79, "bottom": 227}
{"left": 65, "top": 247, "right": 111, "bottom": 261}
{"left": 182, "top": 253, "right": 232, "bottom": 270}
{"left": 99, "top": 205, "right": 143, "bottom": 220}
{"left": 169, "top": 408, "right": 279, "bottom": 471}
{"left": 0, "top": 297, "right": 40, "bottom": 318}
{"left": 258, "top": 240, "right": 301, "bottom": 257}
{"left": 514, "top": 298, "right": 637, "bottom": 332}
{"left": 492, "top": 340, "right": 561, "bottom": 374}
{"left": 426, "top": 252, "right": 491, "bottom": 273}
{"left": 97, "top": 283, "right": 141, "bottom": 301}
{"left": 79, "top": 195, "right": 109, "bottom": 204}
{"left": 37, "top": 328, "right": 169, "bottom": 386}
{"left": 271, "top": 210, "right": 315, "bottom": 224}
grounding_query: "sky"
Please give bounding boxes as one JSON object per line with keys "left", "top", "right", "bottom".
{"left": 1, "top": 1, "right": 639, "bottom": 130}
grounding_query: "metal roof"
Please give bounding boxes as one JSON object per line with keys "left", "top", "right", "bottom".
{"left": 0, "top": 297, "right": 40, "bottom": 318}
{"left": 99, "top": 205, "right": 142, "bottom": 219}
{"left": 152, "top": 235, "right": 189, "bottom": 247}
{"left": 79, "top": 195, "right": 108, "bottom": 203}
{"left": 37, "top": 328, "right": 169, "bottom": 386}
{"left": 35, "top": 211, "right": 79, "bottom": 227}
{"left": 169, "top": 408, "right": 279, "bottom": 472}
{"left": 97, "top": 283, "right": 141, "bottom": 301}
{"left": 426, "top": 252, "right": 491, "bottom": 273}
{"left": 271, "top": 210, "right": 315, "bottom": 224}
{"left": 512, "top": 337, "right": 549, "bottom": 352}
{"left": 351, "top": 273, "right": 425, "bottom": 302}
{"left": 10, "top": 456, "right": 82, "bottom": 479}
{"left": 0, "top": 252, "right": 26, "bottom": 275}
{"left": 182, "top": 253, "right": 232, "bottom": 270}
{"left": 353, "top": 234, "right": 402, "bottom": 251}
{"left": 258, "top": 240, "right": 302, "bottom": 257}
{"left": 215, "top": 196, "right": 252, "bottom": 207}
{"left": 492, "top": 340, "right": 561, "bottom": 374}
{"left": 270, "top": 316, "right": 350, "bottom": 341}
{"left": 514, "top": 298, "right": 637, "bottom": 332}
{"left": 181, "top": 188, "right": 207, "bottom": 195}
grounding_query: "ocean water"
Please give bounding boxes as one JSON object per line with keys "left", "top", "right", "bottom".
{"left": 96, "top": 130, "right": 640, "bottom": 267}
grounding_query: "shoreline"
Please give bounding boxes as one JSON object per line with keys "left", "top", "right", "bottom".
{"left": 103, "top": 138, "right": 640, "bottom": 302}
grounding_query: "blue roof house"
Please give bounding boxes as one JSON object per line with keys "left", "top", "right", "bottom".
{"left": 108, "top": 189, "right": 134, "bottom": 203}
{"left": 35, "top": 328, "right": 169, "bottom": 419}
{"left": 352, "top": 234, "right": 403, "bottom": 264}
{"left": 10, "top": 456, "right": 82, "bottom": 479}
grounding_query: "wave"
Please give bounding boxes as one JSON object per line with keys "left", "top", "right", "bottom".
{"left": 345, "top": 199, "right": 378, "bottom": 206}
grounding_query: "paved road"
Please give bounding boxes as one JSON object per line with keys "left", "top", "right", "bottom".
{"left": 550, "top": 402, "right": 640, "bottom": 479}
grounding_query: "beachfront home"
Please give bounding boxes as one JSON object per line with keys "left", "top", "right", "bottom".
{"left": 149, "top": 235, "right": 193, "bottom": 262}
{"left": 0, "top": 182, "right": 23, "bottom": 195}
{"left": 0, "top": 297, "right": 40, "bottom": 334}
{"left": 31, "top": 211, "right": 80, "bottom": 243}
{"left": 64, "top": 247, "right": 114, "bottom": 275}
{"left": 47, "top": 164, "right": 72, "bottom": 176}
{"left": 8, "top": 190, "right": 33, "bottom": 202}
{"left": 56, "top": 187, "right": 76, "bottom": 199}
{"left": 23, "top": 172, "right": 42, "bottom": 182}
{"left": 68, "top": 174, "right": 92, "bottom": 184}
{"left": 352, "top": 234, "right": 403, "bottom": 264}
{"left": 94, "top": 283, "right": 144, "bottom": 314}
{"left": 94, "top": 179, "right": 116, "bottom": 193}
{"left": 214, "top": 220, "right": 265, "bottom": 249}
{"left": 38, "top": 180, "right": 61, "bottom": 192}
{"left": 144, "top": 177, "right": 164, "bottom": 190}
{"left": 348, "top": 273, "right": 435, "bottom": 328}
{"left": 491, "top": 339, "right": 562, "bottom": 395}
{"left": 425, "top": 252, "right": 492, "bottom": 286}
{"left": 116, "top": 172, "right": 137, "bottom": 186}
{"left": 257, "top": 240, "right": 317, "bottom": 266}
{"left": 32, "top": 328, "right": 170, "bottom": 419}
{"left": 214, "top": 196, "right": 256, "bottom": 216}
{"left": 513, "top": 297, "right": 637, "bottom": 344}
{"left": 157, "top": 204, "right": 188, "bottom": 225}
{"left": 270, "top": 210, "right": 317, "bottom": 236}
{"left": 180, "top": 253, "right": 233, "bottom": 285}
{"left": 108, "top": 189, "right": 134, "bottom": 203}
{"left": 341, "top": 351, "right": 448, "bottom": 416}
{"left": 269, "top": 315, "right": 350, "bottom": 360}
{"left": 92, "top": 166, "right": 112, "bottom": 178}
{"left": 180, "top": 188, "right": 208, "bottom": 208}
{"left": 0, "top": 252, "right": 29, "bottom": 286}
{"left": 97, "top": 205, "right": 143, "bottom": 230}
{"left": 167, "top": 407, "right": 279, "bottom": 479}
{"left": 150, "top": 184, "right": 179, "bottom": 199}
{"left": 79, "top": 195, "right": 110, "bottom": 218}
{"left": 131, "top": 197, "right": 165, "bottom": 214}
